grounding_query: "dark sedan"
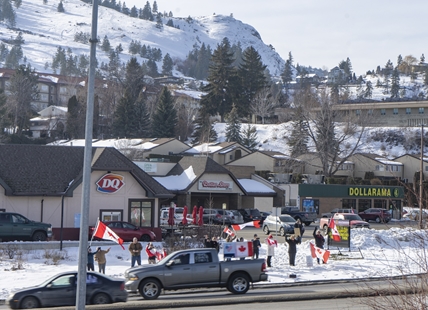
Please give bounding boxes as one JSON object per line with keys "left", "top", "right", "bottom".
{"left": 8, "top": 271, "right": 127, "bottom": 309}
{"left": 358, "top": 208, "right": 392, "bottom": 223}
{"left": 89, "top": 221, "right": 156, "bottom": 242}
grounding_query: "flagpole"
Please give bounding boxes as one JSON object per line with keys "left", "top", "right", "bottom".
{"left": 89, "top": 218, "right": 99, "bottom": 247}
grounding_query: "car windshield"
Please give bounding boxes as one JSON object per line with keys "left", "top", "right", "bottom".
{"left": 279, "top": 216, "right": 295, "bottom": 223}
{"left": 248, "top": 209, "right": 261, "bottom": 216}
{"left": 344, "top": 214, "right": 363, "bottom": 221}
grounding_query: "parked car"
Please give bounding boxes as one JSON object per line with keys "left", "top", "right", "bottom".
{"left": 319, "top": 213, "right": 370, "bottom": 232}
{"left": 124, "top": 248, "right": 268, "bottom": 299}
{"left": 321, "top": 208, "right": 356, "bottom": 218}
{"left": 0, "top": 212, "right": 52, "bottom": 242}
{"left": 160, "top": 207, "right": 193, "bottom": 226}
{"left": 262, "top": 214, "right": 296, "bottom": 236}
{"left": 89, "top": 221, "right": 156, "bottom": 242}
{"left": 280, "top": 206, "right": 317, "bottom": 226}
{"left": 203, "top": 209, "right": 232, "bottom": 225}
{"left": 402, "top": 209, "right": 428, "bottom": 221}
{"left": 7, "top": 271, "right": 127, "bottom": 309}
{"left": 237, "top": 208, "right": 262, "bottom": 222}
{"left": 358, "top": 208, "right": 391, "bottom": 223}
{"left": 226, "top": 210, "right": 244, "bottom": 224}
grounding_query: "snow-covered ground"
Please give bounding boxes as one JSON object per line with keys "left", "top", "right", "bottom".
{"left": 1, "top": 224, "right": 427, "bottom": 300}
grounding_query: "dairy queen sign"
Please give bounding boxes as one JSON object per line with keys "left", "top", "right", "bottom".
{"left": 96, "top": 173, "right": 125, "bottom": 194}
{"left": 198, "top": 180, "right": 233, "bottom": 191}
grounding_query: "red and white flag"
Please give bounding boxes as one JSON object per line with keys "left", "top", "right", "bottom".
{"left": 223, "top": 226, "right": 236, "bottom": 237}
{"left": 310, "top": 242, "right": 330, "bottom": 263}
{"left": 266, "top": 236, "right": 278, "bottom": 246}
{"left": 92, "top": 219, "right": 124, "bottom": 249}
{"left": 328, "top": 219, "right": 341, "bottom": 241}
{"left": 231, "top": 220, "right": 261, "bottom": 231}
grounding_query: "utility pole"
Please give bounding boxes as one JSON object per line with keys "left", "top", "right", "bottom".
{"left": 75, "top": 0, "right": 98, "bottom": 309}
{"left": 420, "top": 124, "right": 424, "bottom": 229}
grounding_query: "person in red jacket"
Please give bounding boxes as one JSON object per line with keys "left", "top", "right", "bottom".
{"left": 145, "top": 242, "right": 157, "bottom": 264}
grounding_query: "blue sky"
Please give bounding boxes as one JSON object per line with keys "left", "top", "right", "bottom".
{"left": 126, "top": 0, "right": 428, "bottom": 75}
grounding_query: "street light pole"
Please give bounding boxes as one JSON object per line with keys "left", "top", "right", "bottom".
{"left": 420, "top": 124, "right": 424, "bottom": 229}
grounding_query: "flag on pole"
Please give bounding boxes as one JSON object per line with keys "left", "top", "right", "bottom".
{"left": 92, "top": 219, "right": 125, "bottom": 249}
{"left": 328, "top": 219, "right": 341, "bottom": 241}
{"left": 310, "top": 242, "right": 330, "bottom": 263}
{"left": 223, "top": 226, "right": 236, "bottom": 237}
{"left": 231, "top": 220, "right": 261, "bottom": 231}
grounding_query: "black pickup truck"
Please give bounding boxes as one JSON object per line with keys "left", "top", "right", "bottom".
{"left": 280, "top": 207, "right": 317, "bottom": 226}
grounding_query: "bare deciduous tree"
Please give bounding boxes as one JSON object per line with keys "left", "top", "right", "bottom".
{"left": 250, "top": 87, "right": 277, "bottom": 124}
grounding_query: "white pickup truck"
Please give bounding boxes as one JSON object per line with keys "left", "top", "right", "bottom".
{"left": 124, "top": 248, "right": 268, "bottom": 299}
{"left": 160, "top": 207, "right": 193, "bottom": 226}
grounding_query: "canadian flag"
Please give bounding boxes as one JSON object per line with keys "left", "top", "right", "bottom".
{"left": 236, "top": 241, "right": 254, "bottom": 257}
{"left": 92, "top": 219, "right": 124, "bottom": 249}
{"left": 266, "top": 236, "right": 278, "bottom": 246}
{"left": 231, "top": 220, "right": 261, "bottom": 231}
{"left": 310, "top": 242, "right": 330, "bottom": 263}
{"left": 328, "top": 219, "right": 341, "bottom": 241}
{"left": 223, "top": 226, "right": 235, "bottom": 237}
{"left": 156, "top": 249, "right": 167, "bottom": 261}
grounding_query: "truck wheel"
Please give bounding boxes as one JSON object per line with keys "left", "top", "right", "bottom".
{"left": 279, "top": 227, "right": 285, "bottom": 236}
{"left": 227, "top": 273, "right": 250, "bottom": 294}
{"left": 263, "top": 226, "right": 269, "bottom": 235}
{"left": 139, "top": 278, "right": 162, "bottom": 300}
{"left": 140, "top": 234, "right": 151, "bottom": 242}
{"left": 32, "top": 231, "right": 47, "bottom": 241}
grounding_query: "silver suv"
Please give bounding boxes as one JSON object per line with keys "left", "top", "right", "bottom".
{"left": 322, "top": 208, "right": 356, "bottom": 218}
{"left": 203, "top": 209, "right": 232, "bottom": 225}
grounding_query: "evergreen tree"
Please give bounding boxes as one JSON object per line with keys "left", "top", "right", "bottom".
{"left": 130, "top": 5, "right": 138, "bottom": 17}
{"left": 390, "top": 67, "right": 400, "bottom": 99}
{"left": 225, "top": 104, "right": 242, "bottom": 143}
{"left": 397, "top": 54, "right": 403, "bottom": 67}
{"left": 101, "top": 35, "right": 111, "bottom": 52}
{"left": 0, "top": 88, "right": 9, "bottom": 141}
{"left": 156, "top": 13, "right": 163, "bottom": 29}
{"left": 281, "top": 51, "right": 294, "bottom": 85}
{"left": 162, "top": 53, "right": 173, "bottom": 75}
{"left": 152, "top": 87, "right": 177, "bottom": 138}
{"left": 231, "top": 42, "right": 243, "bottom": 68}
{"left": 66, "top": 95, "right": 85, "bottom": 139}
{"left": 200, "top": 38, "right": 237, "bottom": 121}
{"left": 141, "top": 1, "right": 153, "bottom": 20}
{"left": 152, "top": 1, "right": 158, "bottom": 13}
{"left": 6, "top": 64, "right": 39, "bottom": 136}
{"left": 124, "top": 57, "right": 144, "bottom": 102}
{"left": 190, "top": 109, "right": 217, "bottom": 144}
{"left": 121, "top": 2, "right": 129, "bottom": 15}
{"left": 5, "top": 45, "right": 23, "bottom": 69}
{"left": 112, "top": 91, "right": 138, "bottom": 138}
{"left": 134, "top": 95, "right": 151, "bottom": 137}
{"left": 424, "top": 69, "right": 428, "bottom": 87}
{"left": 57, "top": 0, "right": 64, "bottom": 12}
{"left": 237, "top": 46, "right": 267, "bottom": 116}
{"left": 241, "top": 124, "right": 258, "bottom": 151}
{"left": 287, "top": 107, "right": 309, "bottom": 157}
{"left": 195, "top": 43, "right": 211, "bottom": 80}
{"left": 146, "top": 59, "right": 158, "bottom": 77}
{"left": 421, "top": 54, "right": 425, "bottom": 64}
{"left": 1, "top": 0, "right": 16, "bottom": 26}
{"left": 166, "top": 19, "right": 174, "bottom": 27}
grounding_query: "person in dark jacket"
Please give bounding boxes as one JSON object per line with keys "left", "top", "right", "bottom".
{"left": 87, "top": 247, "right": 99, "bottom": 271}
{"left": 285, "top": 235, "right": 298, "bottom": 266}
{"left": 211, "top": 237, "right": 219, "bottom": 252}
{"left": 204, "top": 235, "right": 212, "bottom": 248}
{"left": 129, "top": 237, "right": 143, "bottom": 267}
{"left": 252, "top": 234, "right": 261, "bottom": 259}
{"left": 313, "top": 227, "right": 326, "bottom": 264}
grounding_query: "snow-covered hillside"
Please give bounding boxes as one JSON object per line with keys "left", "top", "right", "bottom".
{"left": 2, "top": 0, "right": 284, "bottom": 75}
{"left": 213, "top": 122, "right": 425, "bottom": 159}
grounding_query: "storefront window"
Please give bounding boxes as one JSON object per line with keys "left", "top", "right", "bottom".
{"left": 358, "top": 199, "right": 371, "bottom": 212}
{"left": 129, "top": 200, "right": 153, "bottom": 227}
{"left": 342, "top": 199, "right": 356, "bottom": 209}
{"left": 302, "top": 199, "right": 319, "bottom": 214}
{"left": 374, "top": 199, "right": 387, "bottom": 209}
{"left": 100, "top": 210, "right": 122, "bottom": 222}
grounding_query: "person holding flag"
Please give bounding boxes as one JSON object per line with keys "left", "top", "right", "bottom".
{"left": 94, "top": 246, "right": 110, "bottom": 274}
{"left": 265, "top": 234, "right": 278, "bottom": 267}
{"left": 313, "top": 227, "right": 326, "bottom": 264}
{"left": 146, "top": 242, "right": 157, "bottom": 264}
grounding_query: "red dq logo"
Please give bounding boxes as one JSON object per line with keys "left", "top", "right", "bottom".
{"left": 96, "top": 174, "right": 125, "bottom": 194}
